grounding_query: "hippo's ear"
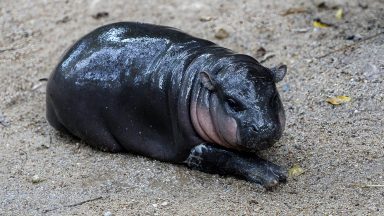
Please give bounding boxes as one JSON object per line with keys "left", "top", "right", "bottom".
{"left": 270, "top": 64, "right": 287, "bottom": 83}
{"left": 199, "top": 72, "right": 216, "bottom": 91}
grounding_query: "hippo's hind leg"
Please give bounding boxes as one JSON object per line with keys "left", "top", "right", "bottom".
{"left": 185, "top": 144, "right": 287, "bottom": 189}
{"left": 47, "top": 101, "right": 123, "bottom": 153}
{"left": 80, "top": 121, "right": 125, "bottom": 153}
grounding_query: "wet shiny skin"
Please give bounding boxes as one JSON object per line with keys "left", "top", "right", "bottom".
{"left": 46, "top": 22, "right": 285, "bottom": 162}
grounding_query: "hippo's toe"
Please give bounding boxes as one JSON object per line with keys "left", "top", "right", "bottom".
{"left": 245, "top": 159, "right": 287, "bottom": 189}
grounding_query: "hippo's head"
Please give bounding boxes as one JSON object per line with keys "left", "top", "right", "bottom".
{"left": 190, "top": 61, "right": 286, "bottom": 152}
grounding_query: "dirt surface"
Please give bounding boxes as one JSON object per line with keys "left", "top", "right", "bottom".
{"left": 1, "top": 0, "right": 383, "bottom": 215}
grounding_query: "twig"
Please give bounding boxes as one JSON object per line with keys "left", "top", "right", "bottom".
{"left": 39, "top": 78, "right": 48, "bottom": 81}
{"left": 66, "top": 196, "right": 104, "bottom": 208}
{"left": 361, "top": 184, "right": 384, "bottom": 188}
{"left": 42, "top": 196, "right": 104, "bottom": 213}
{"left": 316, "top": 31, "right": 384, "bottom": 59}
{"left": 260, "top": 53, "right": 276, "bottom": 63}
{"left": 0, "top": 48, "right": 16, "bottom": 54}
{"left": 351, "top": 183, "right": 384, "bottom": 188}
{"left": 32, "top": 78, "right": 49, "bottom": 91}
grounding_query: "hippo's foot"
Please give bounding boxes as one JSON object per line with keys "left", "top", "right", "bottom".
{"left": 184, "top": 143, "right": 287, "bottom": 189}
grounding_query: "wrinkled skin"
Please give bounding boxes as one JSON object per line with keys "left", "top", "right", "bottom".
{"left": 46, "top": 22, "right": 287, "bottom": 189}
{"left": 191, "top": 66, "right": 286, "bottom": 151}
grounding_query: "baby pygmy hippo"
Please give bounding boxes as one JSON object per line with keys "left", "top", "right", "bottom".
{"left": 46, "top": 22, "right": 288, "bottom": 188}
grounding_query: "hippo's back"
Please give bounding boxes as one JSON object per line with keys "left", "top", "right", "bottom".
{"left": 46, "top": 22, "right": 213, "bottom": 160}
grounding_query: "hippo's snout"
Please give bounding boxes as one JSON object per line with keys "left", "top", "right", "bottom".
{"left": 240, "top": 123, "right": 283, "bottom": 151}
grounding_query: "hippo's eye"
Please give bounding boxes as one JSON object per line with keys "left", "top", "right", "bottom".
{"left": 226, "top": 98, "right": 245, "bottom": 112}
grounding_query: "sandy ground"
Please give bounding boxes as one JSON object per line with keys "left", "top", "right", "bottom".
{"left": 1, "top": 0, "right": 383, "bottom": 215}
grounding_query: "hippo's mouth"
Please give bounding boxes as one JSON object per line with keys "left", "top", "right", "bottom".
{"left": 190, "top": 101, "right": 240, "bottom": 149}
{"left": 239, "top": 129, "right": 282, "bottom": 151}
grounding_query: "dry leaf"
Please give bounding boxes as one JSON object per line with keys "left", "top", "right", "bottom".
{"left": 326, "top": 96, "right": 351, "bottom": 105}
{"left": 280, "top": 7, "right": 308, "bottom": 16}
{"left": 313, "top": 18, "right": 332, "bottom": 28}
{"left": 335, "top": 8, "right": 344, "bottom": 19}
{"left": 288, "top": 164, "right": 304, "bottom": 177}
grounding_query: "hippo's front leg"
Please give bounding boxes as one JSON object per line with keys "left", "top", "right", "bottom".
{"left": 185, "top": 144, "right": 287, "bottom": 189}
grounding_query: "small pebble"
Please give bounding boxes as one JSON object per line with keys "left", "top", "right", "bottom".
{"left": 282, "top": 84, "right": 290, "bottom": 92}
{"left": 92, "top": 12, "right": 109, "bottom": 20}
{"left": 345, "top": 34, "right": 362, "bottom": 41}
{"left": 199, "top": 16, "right": 213, "bottom": 22}
{"left": 358, "top": 3, "right": 368, "bottom": 9}
{"left": 56, "top": 16, "right": 70, "bottom": 24}
{"left": 152, "top": 204, "right": 158, "bottom": 208}
{"left": 0, "top": 112, "right": 10, "bottom": 127}
{"left": 363, "top": 63, "right": 380, "bottom": 80}
{"left": 214, "top": 28, "right": 229, "bottom": 39}
{"left": 305, "top": 59, "right": 313, "bottom": 64}
{"left": 160, "top": 201, "right": 169, "bottom": 206}
{"left": 255, "top": 47, "right": 266, "bottom": 58}
{"left": 31, "top": 175, "right": 43, "bottom": 184}
{"left": 41, "top": 143, "right": 50, "bottom": 149}
{"left": 103, "top": 211, "right": 113, "bottom": 216}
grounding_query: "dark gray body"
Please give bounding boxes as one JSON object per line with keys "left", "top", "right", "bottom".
{"left": 47, "top": 22, "right": 213, "bottom": 161}
{"left": 47, "top": 22, "right": 287, "bottom": 188}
